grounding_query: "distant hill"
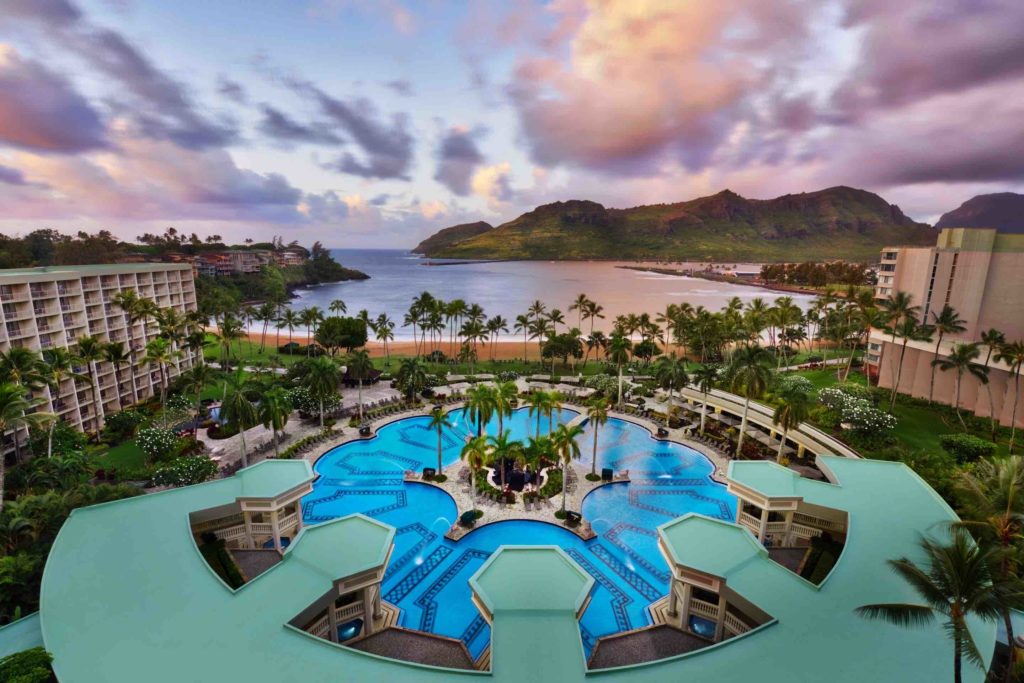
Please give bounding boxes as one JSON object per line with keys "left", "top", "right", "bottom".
{"left": 935, "top": 193, "right": 1024, "bottom": 233}
{"left": 413, "top": 187, "right": 935, "bottom": 262}
{"left": 412, "top": 221, "right": 493, "bottom": 254}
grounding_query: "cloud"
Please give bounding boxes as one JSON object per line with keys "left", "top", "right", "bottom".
{"left": 0, "top": 164, "right": 28, "bottom": 185}
{"left": 289, "top": 79, "right": 415, "bottom": 179}
{"left": 4, "top": 0, "right": 237, "bottom": 150}
{"left": 257, "top": 105, "right": 343, "bottom": 146}
{"left": 217, "top": 76, "right": 248, "bottom": 104}
{"left": 433, "top": 126, "right": 486, "bottom": 196}
{"left": 0, "top": 46, "right": 107, "bottom": 152}
{"left": 384, "top": 79, "right": 414, "bottom": 96}
{"left": 471, "top": 162, "right": 515, "bottom": 209}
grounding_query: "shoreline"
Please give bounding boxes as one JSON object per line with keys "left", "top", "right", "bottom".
{"left": 618, "top": 265, "right": 823, "bottom": 296}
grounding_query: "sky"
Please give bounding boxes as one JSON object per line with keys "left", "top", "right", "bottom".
{"left": 0, "top": 0, "right": 1022, "bottom": 249}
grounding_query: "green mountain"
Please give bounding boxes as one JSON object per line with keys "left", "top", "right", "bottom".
{"left": 411, "top": 221, "right": 493, "bottom": 255}
{"left": 935, "top": 192, "right": 1024, "bottom": 233}
{"left": 414, "top": 187, "right": 936, "bottom": 262}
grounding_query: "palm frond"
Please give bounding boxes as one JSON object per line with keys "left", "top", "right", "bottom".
{"left": 854, "top": 603, "right": 934, "bottom": 628}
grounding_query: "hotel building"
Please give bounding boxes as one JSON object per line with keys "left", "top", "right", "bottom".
{"left": 867, "top": 227, "right": 1024, "bottom": 427}
{"left": 0, "top": 263, "right": 199, "bottom": 436}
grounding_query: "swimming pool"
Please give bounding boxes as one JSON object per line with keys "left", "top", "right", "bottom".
{"left": 302, "top": 407, "right": 736, "bottom": 659}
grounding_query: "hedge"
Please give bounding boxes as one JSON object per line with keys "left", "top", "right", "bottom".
{"left": 938, "top": 433, "right": 997, "bottom": 464}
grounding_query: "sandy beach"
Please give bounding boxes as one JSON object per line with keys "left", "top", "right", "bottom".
{"left": 246, "top": 330, "right": 551, "bottom": 360}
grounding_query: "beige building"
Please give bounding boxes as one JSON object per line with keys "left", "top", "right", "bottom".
{"left": 0, "top": 263, "right": 199, "bottom": 436}
{"left": 867, "top": 228, "right": 1024, "bottom": 428}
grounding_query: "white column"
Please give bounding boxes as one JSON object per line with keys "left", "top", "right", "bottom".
{"left": 294, "top": 505, "right": 304, "bottom": 533}
{"left": 668, "top": 580, "right": 679, "bottom": 617}
{"left": 363, "top": 586, "right": 375, "bottom": 635}
{"left": 243, "top": 511, "right": 254, "bottom": 549}
{"left": 757, "top": 507, "right": 769, "bottom": 544}
{"left": 270, "top": 509, "right": 282, "bottom": 553}
{"left": 373, "top": 583, "right": 382, "bottom": 620}
{"left": 679, "top": 582, "right": 693, "bottom": 629}
{"left": 714, "top": 597, "right": 728, "bottom": 642}
{"left": 327, "top": 598, "right": 339, "bottom": 644}
{"left": 783, "top": 510, "right": 795, "bottom": 547}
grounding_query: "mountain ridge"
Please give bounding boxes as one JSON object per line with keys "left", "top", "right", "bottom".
{"left": 414, "top": 186, "right": 936, "bottom": 262}
{"left": 935, "top": 192, "right": 1024, "bottom": 233}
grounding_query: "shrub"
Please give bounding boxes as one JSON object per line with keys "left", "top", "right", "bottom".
{"left": 286, "top": 386, "right": 341, "bottom": 420}
{"left": 153, "top": 455, "right": 218, "bottom": 487}
{"left": 199, "top": 538, "right": 245, "bottom": 589}
{"left": 819, "top": 387, "right": 896, "bottom": 434}
{"left": 583, "top": 374, "right": 618, "bottom": 397}
{"left": 496, "top": 371, "right": 520, "bottom": 382}
{"left": 804, "top": 354, "right": 824, "bottom": 363}
{"left": 938, "top": 433, "right": 997, "bottom": 464}
{"left": 102, "top": 409, "right": 146, "bottom": 441}
{"left": 165, "top": 393, "right": 193, "bottom": 413}
{"left": 459, "top": 510, "right": 478, "bottom": 527}
{"left": 775, "top": 375, "right": 815, "bottom": 396}
{"left": 136, "top": 427, "right": 180, "bottom": 461}
{"left": 0, "top": 646, "right": 53, "bottom": 683}
{"left": 29, "top": 421, "right": 86, "bottom": 457}
{"left": 833, "top": 382, "right": 875, "bottom": 403}
{"left": 539, "top": 468, "right": 563, "bottom": 499}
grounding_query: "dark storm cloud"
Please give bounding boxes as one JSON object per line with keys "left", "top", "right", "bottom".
{"left": 217, "top": 77, "right": 248, "bottom": 104}
{"left": 0, "top": 164, "right": 28, "bottom": 185}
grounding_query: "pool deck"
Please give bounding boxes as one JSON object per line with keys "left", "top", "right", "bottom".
{"left": 587, "top": 624, "right": 709, "bottom": 669}
{"left": 346, "top": 627, "right": 476, "bottom": 670}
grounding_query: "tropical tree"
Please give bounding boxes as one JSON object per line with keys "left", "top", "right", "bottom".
{"left": 551, "top": 423, "right": 584, "bottom": 513}
{"left": 280, "top": 309, "right": 300, "bottom": 354}
{"left": 427, "top": 407, "right": 452, "bottom": 474}
{"left": 855, "top": 530, "right": 1005, "bottom": 683}
{"left": 607, "top": 332, "right": 633, "bottom": 408}
{"left": 220, "top": 369, "right": 258, "bottom": 467}
{"left": 653, "top": 352, "right": 689, "bottom": 425}
{"left": 890, "top": 318, "right": 935, "bottom": 411}
{"left": 0, "top": 385, "right": 52, "bottom": 507}
{"left": 460, "top": 434, "right": 488, "bottom": 507}
{"left": 346, "top": 349, "right": 374, "bottom": 422}
{"left": 725, "top": 345, "right": 774, "bottom": 457}
{"left": 182, "top": 363, "right": 217, "bottom": 422}
{"left": 395, "top": 357, "right": 428, "bottom": 403}
{"left": 544, "top": 390, "right": 563, "bottom": 434}
{"left": 110, "top": 288, "right": 152, "bottom": 402}
{"left": 41, "top": 347, "right": 77, "bottom": 457}
{"left": 955, "top": 455, "right": 1024, "bottom": 680}
{"left": 329, "top": 299, "right": 347, "bottom": 316}
{"left": 524, "top": 390, "right": 549, "bottom": 439}
{"left": 996, "top": 341, "right": 1024, "bottom": 454}
{"left": 73, "top": 335, "right": 106, "bottom": 432}
{"left": 980, "top": 329, "right": 1007, "bottom": 440}
{"left": 932, "top": 343, "right": 989, "bottom": 429}
{"left": 586, "top": 397, "right": 610, "bottom": 477}
{"left": 255, "top": 302, "right": 277, "bottom": 352}
{"left": 692, "top": 364, "right": 719, "bottom": 435}
{"left": 463, "top": 383, "right": 496, "bottom": 438}
{"left": 258, "top": 387, "right": 292, "bottom": 459}
{"left": 100, "top": 342, "right": 130, "bottom": 411}
{"left": 216, "top": 315, "right": 245, "bottom": 367}
{"left": 771, "top": 383, "right": 813, "bottom": 462}
{"left": 375, "top": 314, "right": 395, "bottom": 366}
{"left": 301, "top": 356, "right": 342, "bottom": 429}
{"left": 880, "top": 291, "right": 919, "bottom": 382}
{"left": 928, "top": 304, "right": 968, "bottom": 404}
{"left": 488, "top": 431, "right": 523, "bottom": 490}
{"left": 143, "top": 337, "right": 176, "bottom": 406}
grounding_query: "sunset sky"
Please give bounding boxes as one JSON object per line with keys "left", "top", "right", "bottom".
{"left": 1, "top": 0, "right": 1022, "bottom": 247}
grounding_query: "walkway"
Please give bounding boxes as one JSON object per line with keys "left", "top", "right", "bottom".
{"left": 346, "top": 628, "right": 475, "bottom": 670}
{"left": 588, "top": 625, "right": 709, "bottom": 669}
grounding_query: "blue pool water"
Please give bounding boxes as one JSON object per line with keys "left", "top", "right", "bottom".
{"left": 302, "top": 407, "right": 736, "bottom": 658}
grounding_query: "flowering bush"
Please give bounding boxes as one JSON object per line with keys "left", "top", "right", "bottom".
{"left": 819, "top": 387, "right": 896, "bottom": 434}
{"left": 286, "top": 387, "right": 341, "bottom": 419}
{"left": 496, "top": 371, "right": 520, "bottom": 382}
{"left": 776, "top": 375, "right": 815, "bottom": 395}
{"left": 103, "top": 409, "right": 145, "bottom": 441}
{"left": 137, "top": 427, "right": 180, "bottom": 460}
{"left": 153, "top": 455, "right": 218, "bottom": 487}
{"left": 584, "top": 374, "right": 619, "bottom": 397}
{"left": 165, "top": 393, "right": 193, "bottom": 413}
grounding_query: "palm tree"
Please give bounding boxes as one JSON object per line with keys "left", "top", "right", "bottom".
{"left": 569, "top": 294, "right": 591, "bottom": 333}
{"left": 493, "top": 380, "right": 517, "bottom": 438}
{"left": 395, "top": 356, "right": 428, "bottom": 403}
{"left": 855, "top": 530, "right": 1004, "bottom": 683}
{"left": 101, "top": 342, "right": 131, "bottom": 411}
{"left": 980, "top": 329, "right": 1006, "bottom": 441}
{"left": 375, "top": 314, "right": 395, "bottom": 366}
{"left": 255, "top": 302, "right": 277, "bottom": 353}
{"left": 143, "top": 337, "right": 176, "bottom": 406}
{"left": 524, "top": 390, "right": 548, "bottom": 440}
{"left": 463, "top": 383, "right": 496, "bottom": 438}
{"left": 692, "top": 364, "right": 719, "bottom": 435}
{"left": 514, "top": 314, "right": 532, "bottom": 362}
{"left": 182, "top": 363, "right": 216, "bottom": 423}
{"left": 42, "top": 347, "right": 76, "bottom": 458}
{"left": 725, "top": 345, "right": 774, "bottom": 457}
{"left": 280, "top": 309, "right": 300, "bottom": 354}
{"left": 301, "top": 356, "right": 342, "bottom": 429}
{"left": 460, "top": 435, "right": 488, "bottom": 508}
{"left": 890, "top": 318, "right": 935, "bottom": 411}
{"left": 551, "top": 423, "right": 584, "bottom": 513}
{"left": 486, "top": 316, "right": 509, "bottom": 361}
{"left": 586, "top": 397, "right": 610, "bottom": 477}
{"left": 488, "top": 431, "right": 523, "bottom": 490}
{"left": 0, "top": 385, "right": 52, "bottom": 509}
{"left": 583, "top": 300, "right": 605, "bottom": 338}
{"left": 996, "top": 341, "right": 1024, "bottom": 454}
{"left": 258, "top": 387, "right": 292, "bottom": 459}
{"left": 653, "top": 352, "right": 689, "bottom": 425}
{"left": 427, "top": 407, "right": 452, "bottom": 473}
{"left": 880, "top": 291, "right": 920, "bottom": 383}
{"left": 110, "top": 288, "right": 151, "bottom": 402}
{"left": 220, "top": 369, "right": 258, "bottom": 467}
{"left": 545, "top": 390, "right": 564, "bottom": 434}
{"left": 73, "top": 335, "right": 106, "bottom": 432}
{"left": 346, "top": 349, "right": 374, "bottom": 422}
{"left": 329, "top": 299, "right": 347, "bottom": 316}
{"left": 955, "top": 455, "right": 1024, "bottom": 681}
{"left": 771, "top": 383, "right": 812, "bottom": 462}
{"left": 928, "top": 304, "right": 968, "bottom": 403}
{"left": 932, "top": 343, "right": 989, "bottom": 429}
{"left": 607, "top": 332, "right": 633, "bottom": 408}
{"left": 216, "top": 315, "right": 244, "bottom": 368}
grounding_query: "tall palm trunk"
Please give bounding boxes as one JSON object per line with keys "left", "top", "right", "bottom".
{"left": 272, "top": 425, "right": 280, "bottom": 459}
{"left": 1010, "top": 371, "right": 1021, "bottom": 454}
{"left": 437, "top": 429, "right": 443, "bottom": 472}
{"left": 319, "top": 399, "right": 324, "bottom": 429}
{"left": 561, "top": 459, "right": 568, "bottom": 512}
{"left": 928, "top": 332, "right": 945, "bottom": 403}
{"left": 357, "top": 379, "right": 364, "bottom": 421}
{"left": 890, "top": 340, "right": 911, "bottom": 411}
{"left": 617, "top": 365, "right": 624, "bottom": 408}
{"left": 239, "top": 429, "right": 248, "bottom": 468}
{"left": 700, "top": 393, "right": 708, "bottom": 434}
{"left": 776, "top": 426, "right": 788, "bottom": 462}
{"left": 590, "top": 426, "right": 599, "bottom": 476}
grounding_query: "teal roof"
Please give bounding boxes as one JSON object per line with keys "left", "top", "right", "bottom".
{"left": 233, "top": 459, "right": 313, "bottom": 498}
{"left": 728, "top": 460, "right": 811, "bottom": 497}
{"left": 659, "top": 514, "right": 767, "bottom": 579}
{"left": 471, "top": 546, "right": 593, "bottom": 615}
{"left": 0, "top": 613, "right": 43, "bottom": 659}
{"left": 31, "top": 456, "right": 995, "bottom": 682}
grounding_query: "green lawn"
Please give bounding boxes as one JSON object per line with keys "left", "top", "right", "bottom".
{"left": 204, "top": 335, "right": 304, "bottom": 367}
{"left": 94, "top": 440, "right": 147, "bottom": 471}
{"left": 789, "top": 367, "right": 867, "bottom": 391}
